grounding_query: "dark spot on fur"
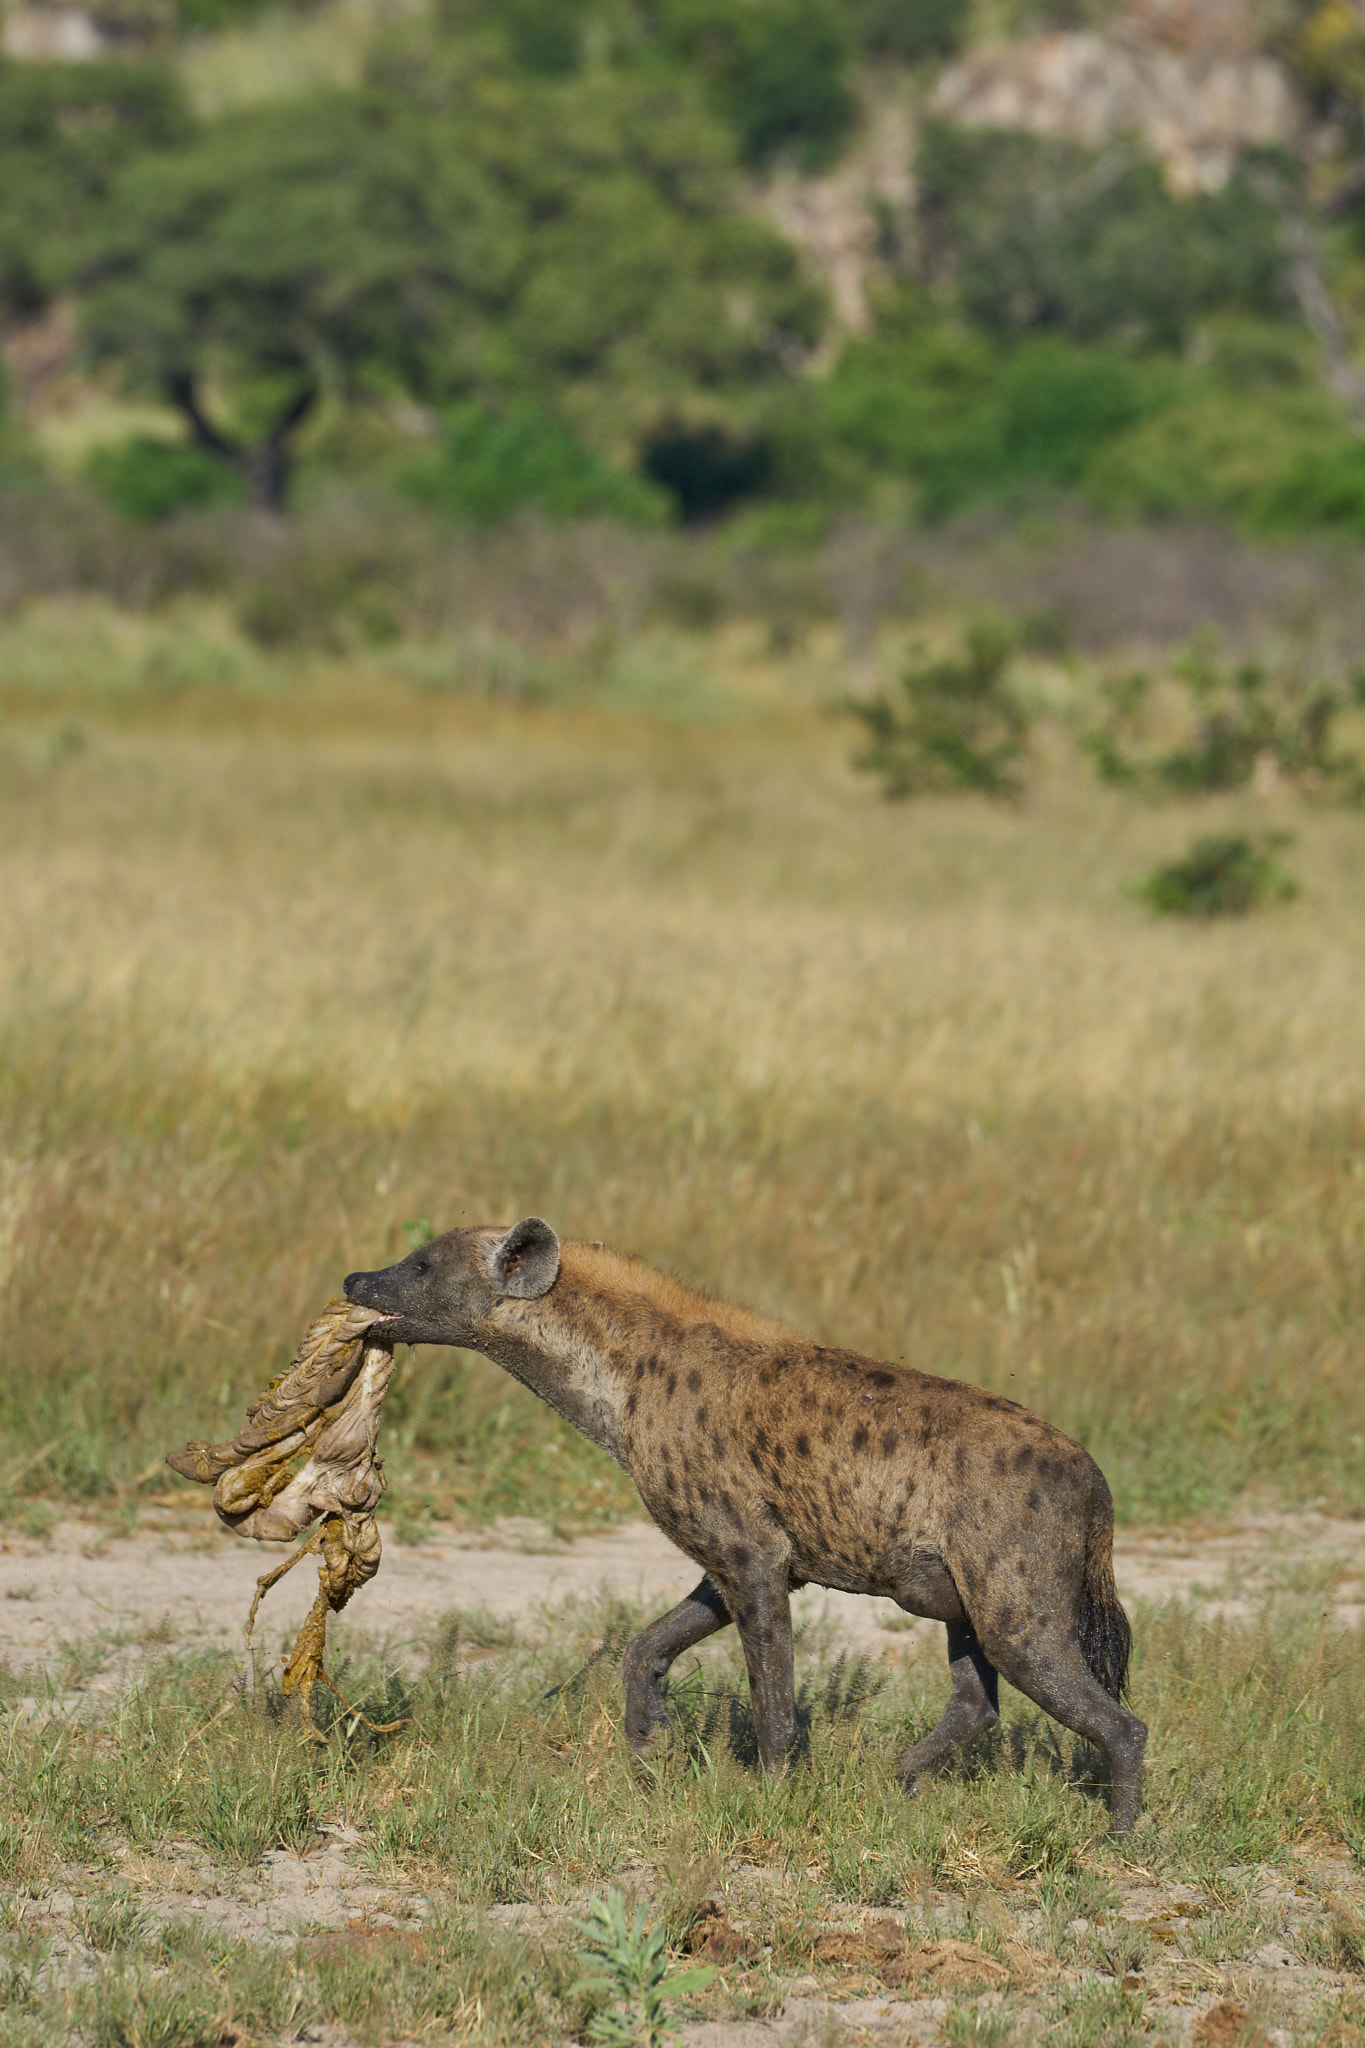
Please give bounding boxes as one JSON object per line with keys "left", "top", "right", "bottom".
{"left": 696, "top": 1405, "right": 708, "bottom": 1429}
{"left": 954, "top": 1442, "right": 967, "bottom": 1478}
{"left": 687, "top": 1369, "right": 702, "bottom": 1392}
{"left": 626, "top": 1390, "right": 639, "bottom": 1417}
{"left": 794, "top": 1432, "right": 810, "bottom": 1458}
{"left": 666, "top": 1372, "right": 677, "bottom": 1399}
{"left": 731, "top": 1545, "right": 752, "bottom": 1572}
{"left": 868, "top": 1369, "right": 896, "bottom": 1388}
{"left": 748, "top": 1446, "right": 764, "bottom": 1472}
{"left": 647, "top": 1354, "right": 661, "bottom": 1376}
{"left": 634, "top": 1359, "right": 646, "bottom": 1381}
{"left": 771, "top": 1441, "right": 785, "bottom": 1466}
{"left": 1027, "top": 1487, "right": 1041, "bottom": 1511}
{"left": 881, "top": 1430, "right": 897, "bottom": 1456}
{"left": 1014, "top": 1445, "right": 1034, "bottom": 1472}
{"left": 852, "top": 1425, "right": 869, "bottom": 1453}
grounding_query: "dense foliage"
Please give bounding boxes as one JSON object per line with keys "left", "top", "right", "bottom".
{"left": 0, "top": 0, "right": 1363, "bottom": 527}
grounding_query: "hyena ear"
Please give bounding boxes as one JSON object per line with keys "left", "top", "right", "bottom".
{"left": 489, "top": 1217, "right": 561, "bottom": 1298}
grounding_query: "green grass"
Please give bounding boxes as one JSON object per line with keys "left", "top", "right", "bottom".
{"left": 4, "top": 1599, "right": 1365, "bottom": 2043}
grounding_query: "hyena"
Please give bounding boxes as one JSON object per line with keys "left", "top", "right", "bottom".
{"left": 345, "top": 1218, "right": 1145, "bottom": 1831}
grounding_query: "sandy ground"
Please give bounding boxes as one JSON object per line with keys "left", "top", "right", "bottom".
{"left": 3, "top": 1503, "right": 1365, "bottom": 1684}
{"left": 7, "top": 1499, "right": 1365, "bottom": 1671}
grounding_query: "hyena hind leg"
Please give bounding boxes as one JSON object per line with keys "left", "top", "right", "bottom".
{"left": 987, "top": 1630, "right": 1147, "bottom": 1835}
{"left": 896, "top": 1621, "right": 1000, "bottom": 1792}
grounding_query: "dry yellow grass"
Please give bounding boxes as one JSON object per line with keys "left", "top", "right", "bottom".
{"left": 2, "top": 605, "right": 1363, "bottom": 1527}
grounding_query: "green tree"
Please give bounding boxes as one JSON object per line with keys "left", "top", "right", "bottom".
{"left": 0, "top": 57, "right": 189, "bottom": 323}
{"left": 76, "top": 57, "right": 822, "bottom": 511}
{"left": 365, "top": 37, "right": 826, "bottom": 415}
{"left": 77, "top": 92, "right": 470, "bottom": 511}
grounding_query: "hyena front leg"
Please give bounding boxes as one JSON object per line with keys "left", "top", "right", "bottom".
{"left": 719, "top": 1562, "right": 798, "bottom": 1773}
{"left": 622, "top": 1576, "right": 730, "bottom": 1753}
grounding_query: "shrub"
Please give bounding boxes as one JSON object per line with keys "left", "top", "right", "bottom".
{"left": 848, "top": 619, "right": 1029, "bottom": 798}
{"left": 84, "top": 437, "right": 248, "bottom": 523}
{"left": 917, "top": 124, "right": 1284, "bottom": 349}
{"left": 1085, "top": 637, "right": 1365, "bottom": 798}
{"left": 810, "top": 310, "right": 1168, "bottom": 518}
{"left": 1087, "top": 378, "right": 1365, "bottom": 535}
{"left": 398, "top": 406, "right": 667, "bottom": 526}
{"left": 1137, "top": 833, "right": 1299, "bottom": 918}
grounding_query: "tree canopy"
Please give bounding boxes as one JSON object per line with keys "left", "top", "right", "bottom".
{"left": 0, "top": 56, "right": 189, "bottom": 321}
{"left": 74, "top": 51, "right": 823, "bottom": 508}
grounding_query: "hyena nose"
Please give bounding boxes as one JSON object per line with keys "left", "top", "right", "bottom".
{"left": 343, "top": 1272, "right": 368, "bottom": 1302}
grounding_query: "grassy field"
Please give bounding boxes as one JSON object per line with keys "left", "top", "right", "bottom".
{"left": 2, "top": 582, "right": 1365, "bottom": 1531}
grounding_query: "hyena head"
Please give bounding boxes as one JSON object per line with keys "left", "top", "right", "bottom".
{"left": 344, "top": 1217, "right": 561, "bottom": 1347}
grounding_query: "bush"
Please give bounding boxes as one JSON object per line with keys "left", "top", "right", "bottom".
{"left": 848, "top": 619, "right": 1029, "bottom": 797}
{"left": 398, "top": 407, "right": 667, "bottom": 526}
{"left": 1085, "top": 637, "right": 1365, "bottom": 798}
{"left": 917, "top": 124, "right": 1284, "bottom": 349}
{"left": 1087, "top": 376, "right": 1365, "bottom": 535}
{"left": 84, "top": 437, "right": 248, "bottom": 523}
{"left": 809, "top": 310, "right": 1168, "bottom": 518}
{"left": 1137, "top": 833, "right": 1299, "bottom": 918}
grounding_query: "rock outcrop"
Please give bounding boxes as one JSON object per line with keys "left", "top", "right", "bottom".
{"left": 927, "top": 0, "right": 1298, "bottom": 193}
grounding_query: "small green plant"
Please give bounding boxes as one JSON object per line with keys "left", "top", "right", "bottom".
{"left": 848, "top": 620, "right": 1029, "bottom": 799}
{"left": 571, "top": 1888, "right": 716, "bottom": 2047}
{"left": 1137, "top": 832, "right": 1298, "bottom": 918}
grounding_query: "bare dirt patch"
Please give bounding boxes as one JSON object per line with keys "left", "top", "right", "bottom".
{"left": 4, "top": 1503, "right": 1364, "bottom": 1684}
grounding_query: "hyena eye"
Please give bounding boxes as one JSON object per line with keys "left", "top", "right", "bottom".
{"left": 413, "top": 1257, "right": 430, "bottom": 1275}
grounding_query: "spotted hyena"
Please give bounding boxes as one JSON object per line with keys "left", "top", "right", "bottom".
{"left": 345, "top": 1218, "right": 1145, "bottom": 1830}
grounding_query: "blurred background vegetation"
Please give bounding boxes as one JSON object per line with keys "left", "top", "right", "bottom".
{"left": 4, "top": 0, "right": 1365, "bottom": 1535}
{"left": 0, "top": 0, "right": 1363, "bottom": 532}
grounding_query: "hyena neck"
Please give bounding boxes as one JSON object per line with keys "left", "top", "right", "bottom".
{"left": 480, "top": 1293, "right": 633, "bottom": 1469}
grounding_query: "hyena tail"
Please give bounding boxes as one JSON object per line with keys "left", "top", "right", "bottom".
{"left": 1077, "top": 1469, "right": 1132, "bottom": 1702}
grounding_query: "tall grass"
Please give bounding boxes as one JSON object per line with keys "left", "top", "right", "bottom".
{"left": 1, "top": 607, "right": 1364, "bottom": 1526}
